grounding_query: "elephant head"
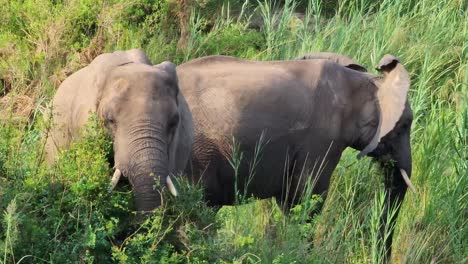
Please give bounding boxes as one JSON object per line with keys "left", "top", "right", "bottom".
{"left": 297, "top": 53, "right": 413, "bottom": 186}
{"left": 352, "top": 54, "right": 413, "bottom": 256}
{"left": 296, "top": 52, "right": 367, "bottom": 72}
{"left": 47, "top": 49, "right": 193, "bottom": 212}
{"left": 357, "top": 55, "right": 414, "bottom": 191}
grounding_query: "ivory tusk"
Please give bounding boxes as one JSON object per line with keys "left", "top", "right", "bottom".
{"left": 166, "top": 176, "right": 178, "bottom": 197}
{"left": 109, "top": 169, "right": 122, "bottom": 191}
{"left": 400, "top": 169, "right": 417, "bottom": 194}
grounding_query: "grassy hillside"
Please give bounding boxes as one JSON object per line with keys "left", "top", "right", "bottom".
{"left": 0, "top": 0, "right": 466, "bottom": 263}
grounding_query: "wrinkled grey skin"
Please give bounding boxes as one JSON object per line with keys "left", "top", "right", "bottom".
{"left": 45, "top": 49, "right": 194, "bottom": 212}
{"left": 296, "top": 52, "right": 367, "bottom": 72}
{"left": 177, "top": 54, "right": 412, "bottom": 257}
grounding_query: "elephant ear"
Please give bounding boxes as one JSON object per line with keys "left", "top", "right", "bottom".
{"left": 169, "top": 90, "right": 194, "bottom": 173}
{"left": 357, "top": 54, "right": 411, "bottom": 158}
{"left": 153, "top": 61, "right": 194, "bottom": 173}
{"left": 154, "top": 61, "right": 178, "bottom": 80}
{"left": 153, "top": 61, "right": 179, "bottom": 98}
{"left": 296, "top": 52, "right": 367, "bottom": 72}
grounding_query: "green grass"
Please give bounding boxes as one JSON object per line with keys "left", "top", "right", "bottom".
{"left": 0, "top": 0, "right": 466, "bottom": 263}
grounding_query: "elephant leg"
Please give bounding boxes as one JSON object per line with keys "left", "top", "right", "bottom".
{"left": 188, "top": 146, "right": 236, "bottom": 207}
{"left": 203, "top": 160, "right": 236, "bottom": 207}
{"left": 275, "top": 148, "right": 336, "bottom": 220}
{"left": 275, "top": 150, "right": 314, "bottom": 213}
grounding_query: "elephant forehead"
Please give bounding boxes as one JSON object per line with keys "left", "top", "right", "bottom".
{"left": 111, "top": 66, "right": 176, "bottom": 96}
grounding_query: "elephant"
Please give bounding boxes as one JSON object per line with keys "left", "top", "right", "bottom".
{"left": 176, "top": 53, "right": 414, "bottom": 256}
{"left": 45, "top": 49, "right": 194, "bottom": 212}
{"left": 295, "top": 51, "right": 368, "bottom": 72}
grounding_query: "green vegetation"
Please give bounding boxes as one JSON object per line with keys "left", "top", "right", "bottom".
{"left": 0, "top": 0, "right": 466, "bottom": 263}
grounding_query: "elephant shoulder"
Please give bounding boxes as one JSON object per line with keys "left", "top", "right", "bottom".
{"left": 311, "top": 59, "right": 363, "bottom": 80}
{"left": 294, "top": 59, "right": 368, "bottom": 102}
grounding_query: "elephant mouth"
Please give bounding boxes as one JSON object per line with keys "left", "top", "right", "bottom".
{"left": 366, "top": 147, "right": 416, "bottom": 194}
{"left": 108, "top": 167, "right": 178, "bottom": 197}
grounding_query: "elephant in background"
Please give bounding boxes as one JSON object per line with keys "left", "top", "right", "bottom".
{"left": 45, "top": 49, "right": 194, "bottom": 212}
{"left": 295, "top": 51, "right": 368, "bottom": 72}
{"left": 177, "top": 53, "right": 414, "bottom": 257}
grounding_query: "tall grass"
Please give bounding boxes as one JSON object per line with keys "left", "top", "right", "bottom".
{"left": 0, "top": 0, "right": 466, "bottom": 262}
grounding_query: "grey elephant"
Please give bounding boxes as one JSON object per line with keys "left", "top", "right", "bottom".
{"left": 295, "top": 51, "right": 368, "bottom": 72}
{"left": 45, "top": 49, "right": 194, "bottom": 212}
{"left": 177, "top": 54, "right": 414, "bottom": 255}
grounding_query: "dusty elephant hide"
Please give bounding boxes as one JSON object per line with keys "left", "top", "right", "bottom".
{"left": 45, "top": 49, "right": 194, "bottom": 212}
{"left": 177, "top": 53, "right": 413, "bottom": 258}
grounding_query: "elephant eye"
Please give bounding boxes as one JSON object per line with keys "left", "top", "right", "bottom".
{"left": 167, "top": 114, "right": 179, "bottom": 134}
{"left": 104, "top": 113, "right": 116, "bottom": 127}
{"left": 397, "top": 121, "right": 410, "bottom": 133}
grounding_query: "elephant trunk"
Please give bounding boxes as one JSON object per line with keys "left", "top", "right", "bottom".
{"left": 381, "top": 131, "right": 412, "bottom": 259}
{"left": 386, "top": 130, "right": 412, "bottom": 204}
{"left": 126, "top": 125, "right": 171, "bottom": 212}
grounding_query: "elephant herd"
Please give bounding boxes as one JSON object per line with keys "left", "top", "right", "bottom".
{"left": 45, "top": 49, "right": 415, "bottom": 256}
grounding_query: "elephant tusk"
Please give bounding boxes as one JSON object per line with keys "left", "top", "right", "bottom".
{"left": 400, "top": 169, "right": 417, "bottom": 194}
{"left": 166, "top": 176, "right": 178, "bottom": 197}
{"left": 109, "top": 169, "right": 122, "bottom": 191}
